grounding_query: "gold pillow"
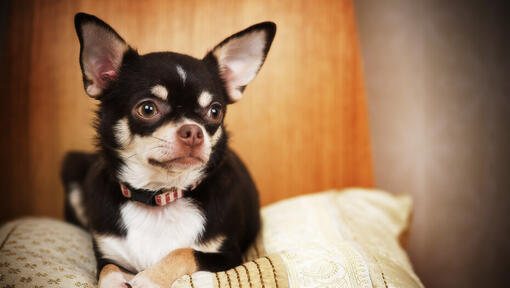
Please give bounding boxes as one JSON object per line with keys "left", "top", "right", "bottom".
{"left": 0, "top": 189, "right": 423, "bottom": 287}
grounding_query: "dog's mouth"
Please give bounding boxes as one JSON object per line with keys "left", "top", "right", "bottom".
{"left": 148, "top": 155, "right": 205, "bottom": 168}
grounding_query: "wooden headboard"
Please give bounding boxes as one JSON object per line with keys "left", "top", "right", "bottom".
{"left": 0, "top": 0, "right": 372, "bottom": 221}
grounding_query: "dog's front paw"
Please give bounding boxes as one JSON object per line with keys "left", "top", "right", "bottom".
{"left": 128, "top": 274, "right": 162, "bottom": 288}
{"left": 98, "top": 271, "right": 131, "bottom": 288}
{"left": 98, "top": 264, "right": 134, "bottom": 288}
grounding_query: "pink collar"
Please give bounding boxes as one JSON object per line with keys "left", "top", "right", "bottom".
{"left": 119, "top": 181, "right": 201, "bottom": 206}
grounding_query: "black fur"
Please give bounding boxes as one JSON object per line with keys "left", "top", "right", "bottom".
{"left": 61, "top": 13, "right": 275, "bottom": 277}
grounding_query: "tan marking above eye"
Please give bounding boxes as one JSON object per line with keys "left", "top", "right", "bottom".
{"left": 198, "top": 91, "right": 213, "bottom": 107}
{"left": 150, "top": 85, "right": 168, "bottom": 100}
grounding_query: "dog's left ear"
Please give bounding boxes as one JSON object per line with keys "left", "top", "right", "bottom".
{"left": 204, "top": 22, "right": 276, "bottom": 102}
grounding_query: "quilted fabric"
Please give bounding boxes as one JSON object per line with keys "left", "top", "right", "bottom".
{"left": 0, "top": 218, "right": 96, "bottom": 287}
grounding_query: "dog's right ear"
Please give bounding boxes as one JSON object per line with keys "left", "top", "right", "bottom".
{"left": 75, "top": 13, "right": 131, "bottom": 98}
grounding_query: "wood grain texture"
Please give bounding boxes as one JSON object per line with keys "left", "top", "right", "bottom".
{"left": 0, "top": 0, "right": 373, "bottom": 221}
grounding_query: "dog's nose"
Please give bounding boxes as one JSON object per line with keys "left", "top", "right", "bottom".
{"left": 177, "top": 124, "right": 204, "bottom": 147}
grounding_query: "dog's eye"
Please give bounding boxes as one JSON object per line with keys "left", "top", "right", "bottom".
{"left": 205, "top": 102, "right": 223, "bottom": 123}
{"left": 137, "top": 101, "right": 159, "bottom": 118}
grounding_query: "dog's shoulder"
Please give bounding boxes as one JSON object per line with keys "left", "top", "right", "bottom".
{"left": 81, "top": 157, "right": 127, "bottom": 236}
{"left": 192, "top": 148, "right": 260, "bottom": 252}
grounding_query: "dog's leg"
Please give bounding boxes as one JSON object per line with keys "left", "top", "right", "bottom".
{"left": 98, "top": 264, "right": 134, "bottom": 288}
{"left": 129, "top": 248, "right": 197, "bottom": 288}
{"left": 129, "top": 248, "right": 242, "bottom": 288}
{"left": 61, "top": 152, "right": 97, "bottom": 228}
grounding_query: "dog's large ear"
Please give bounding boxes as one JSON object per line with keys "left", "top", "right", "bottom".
{"left": 204, "top": 22, "right": 276, "bottom": 102}
{"left": 74, "top": 13, "right": 131, "bottom": 98}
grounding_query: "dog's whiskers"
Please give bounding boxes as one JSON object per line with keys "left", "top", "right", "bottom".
{"left": 151, "top": 136, "right": 170, "bottom": 144}
{"left": 124, "top": 146, "right": 166, "bottom": 162}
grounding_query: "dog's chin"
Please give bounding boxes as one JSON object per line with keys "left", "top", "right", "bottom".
{"left": 148, "top": 156, "right": 205, "bottom": 170}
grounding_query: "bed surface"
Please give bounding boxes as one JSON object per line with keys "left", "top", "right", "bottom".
{"left": 0, "top": 189, "right": 423, "bottom": 288}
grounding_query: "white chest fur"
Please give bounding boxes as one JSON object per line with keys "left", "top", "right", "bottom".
{"left": 95, "top": 198, "right": 206, "bottom": 273}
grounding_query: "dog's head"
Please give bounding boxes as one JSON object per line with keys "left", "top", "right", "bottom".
{"left": 74, "top": 13, "right": 275, "bottom": 191}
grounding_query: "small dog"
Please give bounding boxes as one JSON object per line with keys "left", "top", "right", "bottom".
{"left": 61, "top": 13, "right": 275, "bottom": 288}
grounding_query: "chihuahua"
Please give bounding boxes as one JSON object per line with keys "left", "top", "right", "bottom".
{"left": 61, "top": 13, "right": 275, "bottom": 288}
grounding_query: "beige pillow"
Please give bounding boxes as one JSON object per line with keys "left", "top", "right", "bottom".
{"left": 0, "top": 189, "right": 423, "bottom": 287}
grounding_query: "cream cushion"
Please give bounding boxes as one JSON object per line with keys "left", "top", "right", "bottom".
{"left": 0, "top": 189, "right": 423, "bottom": 287}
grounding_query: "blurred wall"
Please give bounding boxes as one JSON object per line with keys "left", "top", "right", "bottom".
{"left": 0, "top": 0, "right": 372, "bottom": 221}
{"left": 0, "top": 2, "right": 7, "bottom": 65}
{"left": 354, "top": 1, "right": 510, "bottom": 287}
